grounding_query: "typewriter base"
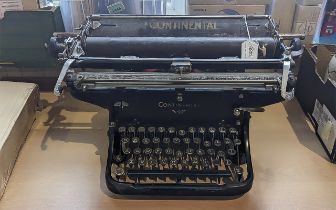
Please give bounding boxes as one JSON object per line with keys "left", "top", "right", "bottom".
{"left": 105, "top": 114, "right": 253, "bottom": 197}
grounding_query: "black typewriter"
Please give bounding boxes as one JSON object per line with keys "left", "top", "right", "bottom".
{"left": 50, "top": 15, "right": 303, "bottom": 197}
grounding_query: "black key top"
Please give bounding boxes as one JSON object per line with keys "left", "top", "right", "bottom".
{"left": 154, "top": 148, "right": 162, "bottom": 155}
{"left": 183, "top": 137, "right": 191, "bottom": 144}
{"left": 142, "top": 138, "right": 151, "bottom": 145}
{"left": 228, "top": 148, "right": 237, "bottom": 156}
{"left": 173, "top": 137, "right": 181, "bottom": 144}
{"left": 203, "top": 141, "right": 211, "bottom": 147}
{"left": 196, "top": 149, "right": 205, "bottom": 156}
{"left": 152, "top": 137, "right": 160, "bottom": 144}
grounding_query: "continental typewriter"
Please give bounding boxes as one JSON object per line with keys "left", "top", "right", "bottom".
{"left": 50, "top": 15, "right": 304, "bottom": 197}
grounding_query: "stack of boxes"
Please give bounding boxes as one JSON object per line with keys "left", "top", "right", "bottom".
{"left": 188, "top": 0, "right": 272, "bottom": 16}
{"left": 292, "top": 0, "right": 322, "bottom": 43}
{"left": 0, "top": 0, "right": 39, "bottom": 19}
{"left": 0, "top": 0, "right": 23, "bottom": 19}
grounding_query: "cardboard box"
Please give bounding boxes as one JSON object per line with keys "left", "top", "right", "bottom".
{"left": 296, "top": 0, "right": 323, "bottom": 6}
{"left": 189, "top": 4, "right": 266, "bottom": 15}
{"left": 292, "top": 4, "right": 321, "bottom": 42}
{"left": 0, "top": 0, "right": 23, "bottom": 19}
{"left": 271, "top": 0, "right": 296, "bottom": 33}
{"left": 21, "top": 0, "right": 38, "bottom": 10}
{"left": 188, "top": 0, "right": 272, "bottom": 5}
{"left": 293, "top": 4, "right": 321, "bottom": 23}
{"left": 0, "top": 82, "right": 39, "bottom": 199}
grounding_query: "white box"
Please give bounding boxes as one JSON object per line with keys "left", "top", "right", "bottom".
{"left": 0, "top": 82, "right": 39, "bottom": 199}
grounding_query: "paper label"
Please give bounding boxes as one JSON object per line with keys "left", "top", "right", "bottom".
{"left": 313, "top": 99, "right": 336, "bottom": 154}
{"left": 107, "top": 1, "right": 125, "bottom": 14}
{"left": 241, "top": 40, "right": 258, "bottom": 59}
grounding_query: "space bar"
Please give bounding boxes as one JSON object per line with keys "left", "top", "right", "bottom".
{"left": 127, "top": 170, "right": 232, "bottom": 178}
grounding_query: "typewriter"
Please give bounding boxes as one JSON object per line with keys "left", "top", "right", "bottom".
{"left": 50, "top": 15, "right": 303, "bottom": 197}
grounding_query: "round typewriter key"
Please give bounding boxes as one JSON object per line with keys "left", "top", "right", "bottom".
{"left": 225, "top": 159, "right": 232, "bottom": 166}
{"left": 114, "top": 155, "right": 123, "bottom": 162}
{"left": 209, "top": 127, "right": 216, "bottom": 134}
{"left": 178, "top": 129, "right": 186, "bottom": 136}
{"left": 144, "top": 148, "right": 153, "bottom": 155}
{"left": 203, "top": 141, "right": 211, "bottom": 147}
{"left": 188, "top": 127, "right": 196, "bottom": 133}
{"left": 138, "top": 127, "right": 145, "bottom": 133}
{"left": 217, "top": 150, "right": 225, "bottom": 158}
{"left": 118, "top": 127, "right": 126, "bottom": 133}
{"left": 123, "top": 147, "right": 132, "bottom": 155}
{"left": 132, "top": 137, "right": 140, "bottom": 144}
{"left": 128, "top": 126, "right": 136, "bottom": 133}
{"left": 152, "top": 137, "right": 160, "bottom": 144}
{"left": 224, "top": 138, "right": 232, "bottom": 145}
{"left": 158, "top": 127, "right": 165, "bottom": 133}
{"left": 121, "top": 137, "right": 129, "bottom": 144}
{"left": 133, "top": 148, "right": 142, "bottom": 155}
{"left": 168, "top": 127, "right": 175, "bottom": 134}
{"left": 186, "top": 148, "right": 194, "bottom": 155}
{"left": 142, "top": 138, "right": 151, "bottom": 145}
{"left": 228, "top": 148, "right": 237, "bottom": 156}
{"left": 213, "top": 158, "right": 221, "bottom": 166}
{"left": 163, "top": 138, "right": 170, "bottom": 144}
{"left": 207, "top": 149, "right": 216, "bottom": 156}
{"left": 219, "top": 127, "right": 226, "bottom": 133}
{"left": 214, "top": 140, "right": 222, "bottom": 147}
{"left": 154, "top": 148, "right": 162, "bottom": 155}
{"left": 191, "top": 157, "right": 199, "bottom": 166}
{"left": 229, "top": 127, "right": 237, "bottom": 134}
{"left": 148, "top": 126, "right": 155, "bottom": 132}
{"left": 181, "top": 159, "right": 189, "bottom": 167}
{"left": 183, "top": 137, "right": 191, "bottom": 144}
{"left": 176, "top": 150, "right": 183, "bottom": 158}
{"left": 170, "top": 158, "right": 178, "bottom": 167}
{"left": 160, "top": 157, "right": 168, "bottom": 166}
{"left": 173, "top": 137, "right": 181, "bottom": 144}
{"left": 165, "top": 148, "right": 173, "bottom": 155}
{"left": 127, "top": 158, "right": 136, "bottom": 167}
{"left": 196, "top": 149, "right": 205, "bottom": 156}
{"left": 138, "top": 158, "right": 146, "bottom": 167}
{"left": 115, "top": 167, "right": 125, "bottom": 176}
{"left": 201, "top": 159, "right": 210, "bottom": 169}
{"left": 149, "top": 158, "right": 158, "bottom": 166}
{"left": 234, "top": 166, "right": 243, "bottom": 175}
{"left": 234, "top": 138, "right": 242, "bottom": 146}
{"left": 193, "top": 137, "right": 201, "bottom": 145}
{"left": 198, "top": 127, "right": 205, "bottom": 134}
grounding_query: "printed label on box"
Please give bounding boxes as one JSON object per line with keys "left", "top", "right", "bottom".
{"left": 313, "top": 99, "right": 336, "bottom": 154}
{"left": 293, "top": 21, "right": 317, "bottom": 36}
{"left": 107, "top": 1, "right": 125, "bottom": 14}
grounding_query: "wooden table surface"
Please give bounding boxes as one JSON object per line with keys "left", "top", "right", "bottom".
{"left": 0, "top": 92, "right": 335, "bottom": 210}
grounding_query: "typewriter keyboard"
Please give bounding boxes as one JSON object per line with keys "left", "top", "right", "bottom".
{"left": 111, "top": 125, "right": 248, "bottom": 185}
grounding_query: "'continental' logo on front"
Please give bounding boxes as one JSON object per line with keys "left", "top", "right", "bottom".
{"left": 145, "top": 21, "right": 218, "bottom": 30}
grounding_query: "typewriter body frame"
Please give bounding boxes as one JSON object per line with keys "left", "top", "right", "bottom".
{"left": 50, "top": 15, "right": 303, "bottom": 197}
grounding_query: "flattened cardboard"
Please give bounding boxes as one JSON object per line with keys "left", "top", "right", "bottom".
{"left": 0, "top": 82, "right": 39, "bottom": 199}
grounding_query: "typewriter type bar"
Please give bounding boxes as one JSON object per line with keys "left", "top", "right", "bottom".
{"left": 50, "top": 15, "right": 304, "bottom": 197}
